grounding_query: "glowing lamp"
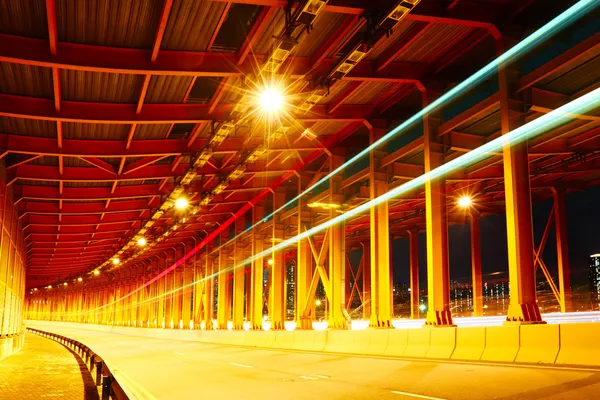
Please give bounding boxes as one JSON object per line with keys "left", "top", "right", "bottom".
{"left": 259, "top": 88, "right": 283, "bottom": 112}
{"left": 77, "top": 277, "right": 83, "bottom": 282}
{"left": 137, "top": 237, "right": 147, "bottom": 246}
{"left": 93, "top": 270, "right": 100, "bottom": 276}
{"left": 112, "top": 258, "right": 120, "bottom": 265}
{"left": 175, "top": 197, "right": 189, "bottom": 210}
{"left": 457, "top": 196, "right": 472, "bottom": 208}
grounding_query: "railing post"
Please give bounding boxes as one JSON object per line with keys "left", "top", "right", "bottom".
{"left": 95, "top": 362, "right": 103, "bottom": 386}
{"left": 102, "top": 375, "right": 112, "bottom": 400}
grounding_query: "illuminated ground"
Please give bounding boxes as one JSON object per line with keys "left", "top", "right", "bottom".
{"left": 27, "top": 322, "right": 600, "bottom": 400}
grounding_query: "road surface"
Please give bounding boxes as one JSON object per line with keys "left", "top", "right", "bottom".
{"left": 26, "top": 322, "right": 600, "bottom": 400}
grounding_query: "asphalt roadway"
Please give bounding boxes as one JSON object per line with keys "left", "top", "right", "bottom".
{"left": 25, "top": 322, "right": 600, "bottom": 400}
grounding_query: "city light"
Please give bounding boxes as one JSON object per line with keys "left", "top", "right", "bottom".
{"left": 259, "top": 87, "right": 283, "bottom": 112}
{"left": 267, "top": 259, "right": 274, "bottom": 266}
{"left": 175, "top": 197, "right": 189, "bottom": 210}
{"left": 112, "top": 258, "right": 120, "bottom": 265}
{"left": 419, "top": 304, "right": 427, "bottom": 311}
{"left": 315, "top": 300, "right": 322, "bottom": 306}
{"left": 93, "top": 270, "right": 100, "bottom": 276}
{"left": 137, "top": 237, "right": 147, "bottom": 247}
{"left": 458, "top": 195, "right": 472, "bottom": 208}
{"left": 77, "top": 277, "right": 83, "bottom": 282}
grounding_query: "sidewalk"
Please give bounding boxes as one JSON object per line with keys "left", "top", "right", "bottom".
{"left": 0, "top": 333, "right": 99, "bottom": 399}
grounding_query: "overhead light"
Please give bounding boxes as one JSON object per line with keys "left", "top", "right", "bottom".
{"left": 228, "top": 165, "right": 247, "bottom": 181}
{"left": 63, "top": 282, "right": 68, "bottom": 286}
{"left": 212, "top": 181, "right": 228, "bottom": 195}
{"left": 301, "top": 129, "right": 317, "bottom": 140}
{"left": 457, "top": 195, "right": 472, "bottom": 209}
{"left": 77, "top": 277, "right": 83, "bottom": 282}
{"left": 194, "top": 148, "right": 214, "bottom": 168}
{"left": 298, "top": 89, "right": 326, "bottom": 113}
{"left": 295, "top": 0, "right": 327, "bottom": 25}
{"left": 175, "top": 197, "right": 189, "bottom": 210}
{"left": 245, "top": 145, "right": 267, "bottom": 164}
{"left": 267, "top": 259, "right": 274, "bottom": 266}
{"left": 262, "top": 35, "right": 298, "bottom": 74}
{"left": 329, "top": 42, "right": 371, "bottom": 80}
{"left": 230, "top": 99, "right": 251, "bottom": 119}
{"left": 33, "top": 288, "right": 38, "bottom": 291}
{"left": 270, "top": 125, "right": 290, "bottom": 142}
{"left": 137, "top": 237, "right": 147, "bottom": 246}
{"left": 112, "top": 258, "right": 120, "bottom": 265}
{"left": 47, "top": 285, "right": 52, "bottom": 289}
{"left": 259, "top": 87, "right": 283, "bottom": 112}
{"left": 377, "top": 0, "right": 421, "bottom": 31}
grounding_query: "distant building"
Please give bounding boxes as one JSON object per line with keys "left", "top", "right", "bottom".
{"left": 590, "top": 254, "right": 600, "bottom": 301}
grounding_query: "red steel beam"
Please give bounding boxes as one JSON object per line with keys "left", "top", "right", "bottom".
{"left": 327, "top": 82, "right": 364, "bottom": 113}
{"left": 79, "top": 157, "right": 117, "bottom": 174}
{"left": 238, "top": 6, "right": 275, "bottom": 65}
{"left": 0, "top": 34, "right": 429, "bottom": 80}
{"left": 19, "top": 199, "right": 159, "bottom": 216}
{"left": 122, "top": 156, "right": 167, "bottom": 175}
{"left": 0, "top": 94, "right": 375, "bottom": 124}
{"left": 15, "top": 184, "right": 167, "bottom": 202}
{"left": 151, "top": 0, "right": 174, "bottom": 62}
{"left": 311, "top": 14, "right": 364, "bottom": 67}
{"left": 376, "top": 22, "right": 431, "bottom": 72}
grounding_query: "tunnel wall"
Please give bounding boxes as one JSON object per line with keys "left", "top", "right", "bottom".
{"left": 0, "top": 164, "right": 27, "bottom": 360}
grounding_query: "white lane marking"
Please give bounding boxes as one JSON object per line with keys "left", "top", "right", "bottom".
{"left": 173, "top": 352, "right": 184, "bottom": 356}
{"left": 391, "top": 391, "right": 447, "bottom": 400}
{"left": 299, "top": 375, "right": 319, "bottom": 380}
{"left": 230, "top": 362, "right": 253, "bottom": 368}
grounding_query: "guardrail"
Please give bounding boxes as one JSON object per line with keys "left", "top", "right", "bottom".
{"left": 27, "top": 327, "right": 129, "bottom": 400}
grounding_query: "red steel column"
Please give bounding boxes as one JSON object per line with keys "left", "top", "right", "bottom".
{"left": 296, "top": 181, "right": 313, "bottom": 330}
{"left": 368, "top": 126, "right": 392, "bottom": 328}
{"left": 329, "top": 152, "right": 347, "bottom": 329}
{"left": 269, "top": 190, "right": 286, "bottom": 330}
{"left": 553, "top": 188, "right": 572, "bottom": 313}
{"left": 251, "top": 205, "right": 265, "bottom": 330}
{"left": 423, "top": 91, "right": 453, "bottom": 327}
{"left": 470, "top": 210, "right": 483, "bottom": 316}
{"left": 499, "top": 61, "right": 543, "bottom": 324}
{"left": 232, "top": 217, "right": 246, "bottom": 330}
{"left": 408, "top": 230, "right": 420, "bottom": 319}
{"left": 361, "top": 242, "right": 371, "bottom": 320}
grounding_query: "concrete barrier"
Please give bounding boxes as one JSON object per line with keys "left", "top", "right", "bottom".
{"left": 384, "top": 329, "right": 408, "bottom": 357}
{"left": 403, "top": 328, "right": 431, "bottom": 358}
{"left": 365, "top": 329, "right": 389, "bottom": 355}
{"left": 516, "top": 324, "right": 559, "bottom": 364}
{"left": 425, "top": 327, "right": 456, "bottom": 359}
{"left": 290, "top": 330, "right": 314, "bottom": 351}
{"left": 273, "top": 331, "right": 294, "bottom": 350}
{"left": 451, "top": 327, "right": 485, "bottom": 361}
{"left": 312, "top": 330, "right": 328, "bottom": 351}
{"left": 351, "top": 330, "right": 372, "bottom": 355}
{"left": 480, "top": 325, "right": 519, "bottom": 362}
{"left": 324, "top": 330, "right": 355, "bottom": 353}
{"left": 556, "top": 323, "right": 600, "bottom": 367}
{"left": 257, "top": 330, "right": 277, "bottom": 348}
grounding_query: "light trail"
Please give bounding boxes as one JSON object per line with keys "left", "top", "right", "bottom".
{"left": 51, "top": 85, "right": 600, "bottom": 320}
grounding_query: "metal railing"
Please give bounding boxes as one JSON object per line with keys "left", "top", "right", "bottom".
{"left": 27, "top": 327, "right": 129, "bottom": 400}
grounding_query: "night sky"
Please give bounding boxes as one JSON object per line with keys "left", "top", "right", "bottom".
{"left": 385, "top": 186, "right": 600, "bottom": 289}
